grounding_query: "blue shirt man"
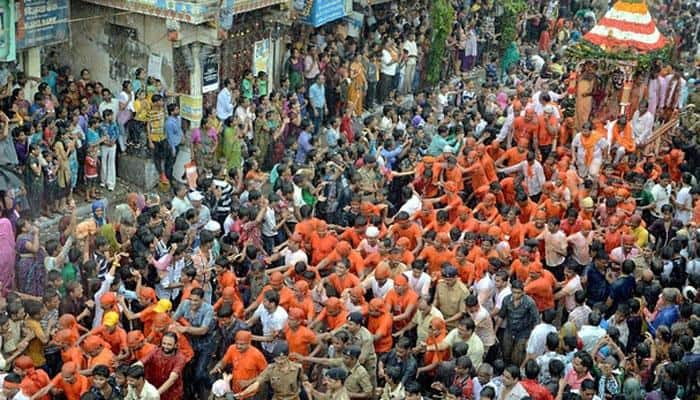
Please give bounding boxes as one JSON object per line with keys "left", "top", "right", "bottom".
{"left": 309, "top": 76, "right": 326, "bottom": 136}
{"left": 165, "top": 107, "right": 183, "bottom": 155}
{"left": 295, "top": 122, "right": 313, "bottom": 164}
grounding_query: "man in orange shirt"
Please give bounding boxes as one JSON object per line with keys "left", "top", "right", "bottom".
{"left": 367, "top": 298, "right": 393, "bottom": 354}
{"left": 210, "top": 330, "right": 268, "bottom": 394}
{"left": 316, "top": 240, "right": 366, "bottom": 277}
{"left": 214, "top": 257, "right": 239, "bottom": 297}
{"left": 246, "top": 271, "right": 295, "bottom": 314}
{"left": 290, "top": 280, "right": 316, "bottom": 322}
{"left": 86, "top": 311, "right": 127, "bottom": 358}
{"left": 126, "top": 330, "right": 157, "bottom": 362}
{"left": 388, "top": 211, "right": 424, "bottom": 253}
{"left": 524, "top": 264, "right": 555, "bottom": 312}
{"left": 82, "top": 336, "right": 115, "bottom": 373}
{"left": 284, "top": 307, "right": 319, "bottom": 359}
{"left": 52, "top": 329, "right": 85, "bottom": 369}
{"left": 384, "top": 274, "right": 419, "bottom": 332}
{"left": 311, "top": 297, "right": 348, "bottom": 331}
{"left": 327, "top": 258, "right": 361, "bottom": 297}
{"left": 31, "top": 362, "right": 88, "bottom": 400}
{"left": 536, "top": 105, "right": 559, "bottom": 160}
{"left": 461, "top": 151, "right": 489, "bottom": 193}
{"left": 213, "top": 287, "right": 245, "bottom": 319}
{"left": 610, "top": 115, "right": 636, "bottom": 164}
{"left": 310, "top": 221, "right": 339, "bottom": 266}
{"left": 418, "top": 232, "right": 457, "bottom": 277}
{"left": 511, "top": 109, "right": 540, "bottom": 148}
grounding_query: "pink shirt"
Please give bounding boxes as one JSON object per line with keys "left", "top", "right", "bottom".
{"left": 564, "top": 369, "right": 593, "bottom": 390}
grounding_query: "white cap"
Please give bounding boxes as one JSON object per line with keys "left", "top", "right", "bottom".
{"left": 365, "top": 226, "right": 379, "bottom": 238}
{"left": 543, "top": 104, "right": 555, "bottom": 114}
{"left": 188, "top": 191, "right": 204, "bottom": 202}
{"left": 204, "top": 220, "right": 221, "bottom": 232}
{"left": 443, "top": 145, "right": 455, "bottom": 154}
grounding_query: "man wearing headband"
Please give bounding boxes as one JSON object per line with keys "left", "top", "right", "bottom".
{"left": 233, "top": 341, "right": 303, "bottom": 400}
{"left": 30, "top": 361, "right": 89, "bottom": 400}
{"left": 211, "top": 330, "right": 267, "bottom": 394}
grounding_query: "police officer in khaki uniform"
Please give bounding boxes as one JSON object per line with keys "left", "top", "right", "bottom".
{"left": 303, "top": 367, "right": 351, "bottom": 400}
{"left": 345, "top": 312, "right": 378, "bottom": 387}
{"left": 233, "top": 341, "right": 303, "bottom": 400}
{"left": 433, "top": 264, "right": 469, "bottom": 330}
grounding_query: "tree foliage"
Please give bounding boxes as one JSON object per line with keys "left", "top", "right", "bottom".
{"left": 498, "top": 0, "right": 527, "bottom": 52}
{"left": 426, "top": 0, "right": 454, "bottom": 86}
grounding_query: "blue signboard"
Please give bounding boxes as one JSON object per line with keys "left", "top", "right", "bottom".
{"left": 302, "top": 0, "right": 346, "bottom": 28}
{"left": 16, "top": 0, "right": 70, "bottom": 49}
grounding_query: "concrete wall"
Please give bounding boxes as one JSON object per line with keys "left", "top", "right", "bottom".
{"left": 64, "top": 0, "right": 175, "bottom": 93}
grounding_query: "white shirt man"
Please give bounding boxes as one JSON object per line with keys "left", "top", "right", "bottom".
{"left": 252, "top": 301, "right": 288, "bottom": 353}
{"left": 526, "top": 320, "right": 557, "bottom": 358}
{"left": 216, "top": 85, "right": 234, "bottom": 120}
{"left": 631, "top": 107, "right": 654, "bottom": 145}
{"left": 381, "top": 47, "right": 398, "bottom": 76}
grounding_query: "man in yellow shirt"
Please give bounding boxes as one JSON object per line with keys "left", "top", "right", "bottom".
{"left": 147, "top": 94, "right": 167, "bottom": 183}
{"left": 629, "top": 215, "right": 649, "bottom": 248}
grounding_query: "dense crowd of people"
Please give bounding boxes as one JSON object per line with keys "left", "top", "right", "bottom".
{"left": 0, "top": 0, "right": 699, "bottom": 399}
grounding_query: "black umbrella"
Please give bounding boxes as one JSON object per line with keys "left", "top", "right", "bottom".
{"left": 0, "top": 165, "right": 24, "bottom": 192}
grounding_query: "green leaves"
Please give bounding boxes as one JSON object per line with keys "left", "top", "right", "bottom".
{"left": 426, "top": 0, "right": 455, "bottom": 85}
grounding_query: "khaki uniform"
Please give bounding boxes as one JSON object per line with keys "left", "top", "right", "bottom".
{"left": 434, "top": 281, "right": 469, "bottom": 329}
{"left": 345, "top": 362, "right": 373, "bottom": 397}
{"left": 350, "top": 327, "right": 378, "bottom": 387}
{"left": 258, "top": 360, "right": 303, "bottom": 400}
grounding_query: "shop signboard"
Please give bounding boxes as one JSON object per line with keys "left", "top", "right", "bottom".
{"left": 302, "top": 0, "right": 346, "bottom": 28}
{"left": 180, "top": 95, "right": 203, "bottom": 122}
{"left": 16, "top": 0, "right": 70, "bottom": 49}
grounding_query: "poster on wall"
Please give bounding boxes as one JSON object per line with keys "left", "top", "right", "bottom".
{"left": 202, "top": 53, "right": 219, "bottom": 93}
{"left": 15, "top": 0, "right": 70, "bottom": 49}
{"left": 180, "top": 95, "right": 203, "bottom": 122}
{"left": 253, "top": 39, "right": 272, "bottom": 77}
{"left": 0, "top": 0, "right": 14, "bottom": 62}
{"left": 148, "top": 53, "right": 163, "bottom": 80}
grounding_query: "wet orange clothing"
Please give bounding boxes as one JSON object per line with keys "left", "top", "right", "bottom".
{"left": 525, "top": 275, "right": 555, "bottom": 311}
{"left": 519, "top": 200, "right": 539, "bottom": 224}
{"left": 290, "top": 295, "right": 316, "bottom": 321}
{"left": 327, "top": 272, "right": 361, "bottom": 294}
{"left": 61, "top": 346, "right": 86, "bottom": 370}
{"left": 50, "top": 373, "right": 89, "bottom": 400}
{"left": 444, "top": 166, "right": 464, "bottom": 191}
{"left": 384, "top": 288, "right": 419, "bottom": 331}
{"left": 294, "top": 217, "right": 324, "bottom": 244}
{"left": 87, "top": 347, "right": 115, "bottom": 371}
{"left": 213, "top": 298, "right": 245, "bottom": 319}
{"left": 612, "top": 123, "right": 635, "bottom": 153}
{"left": 480, "top": 153, "right": 498, "bottom": 182}
{"left": 419, "top": 246, "right": 457, "bottom": 276}
{"left": 323, "top": 248, "right": 367, "bottom": 276}
{"left": 310, "top": 233, "right": 339, "bottom": 266}
{"left": 390, "top": 223, "right": 423, "bottom": 250}
{"left": 315, "top": 308, "right": 348, "bottom": 330}
{"left": 368, "top": 309, "right": 394, "bottom": 353}
{"left": 221, "top": 345, "right": 268, "bottom": 392}
{"left": 500, "top": 219, "right": 526, "bottom": 249}
{"left": 513, "top": 116, "right": 540, "bottom": 144}
{"left": 463, "top": 160, "right": 488, "bottom": 190}
{"left": 537, "top": 115, "right": 558, "bottom": 147}
{"left": 339, "top": 228, "right": 366, "bottom": 248}
{"left": 284, "top": 325, "right": 318, "bottom": 357}
{"left": 132, "top": 342, "right": 158, "bottom": 362}
{"left": 89, "top": 326, "right": 128, "bottom": 356}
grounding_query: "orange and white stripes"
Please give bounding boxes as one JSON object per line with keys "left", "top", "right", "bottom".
{"left": 583, "top": 0, "right": 666, "bottom": 52}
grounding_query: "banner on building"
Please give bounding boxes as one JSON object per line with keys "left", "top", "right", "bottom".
{"left": 0, "top": 0, "right": 15, "bottom": 62}
{"left": 180, "top": 95, "right": 203, "bottom": 122}
{"left": 345, "top": 11, "right": 363, "bottom": 38}
{"left": 202, "top": 53, "right": 219, "bottom": 93}
{"left": 302, "top": 0, "right": 346, "bottom": 28}
{"left": 148, "top": 53, "right": 163, "bottom": 80}
{"left": 15, "top": 0, "right": 70, "bottom": 49}
{"left": 219, "top": 0, "right": 235, "bottom": 31}
{"left": 253, "top": 39, "right": 272, "bottom": 77}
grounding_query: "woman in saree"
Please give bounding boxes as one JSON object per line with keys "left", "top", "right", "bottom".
{"left": 575, "top": 62, "right": 595, "bottom": 130}
{"left": 219, "top": 116, "right": 242, "bottom": 170}
{"left": 347, "top": 54, "right": 367, "bottom": 116}
{"left": 0, "top": 192, "right": 16, "bottom": 295}
{"left": 15, "top": 218, "right": 46, "bottom": 296}
{"left": 500, "top": 41, "right": 520, "bottom": 83}
{"left": 192, "top": 109, "right": 219, "bottom": 170}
